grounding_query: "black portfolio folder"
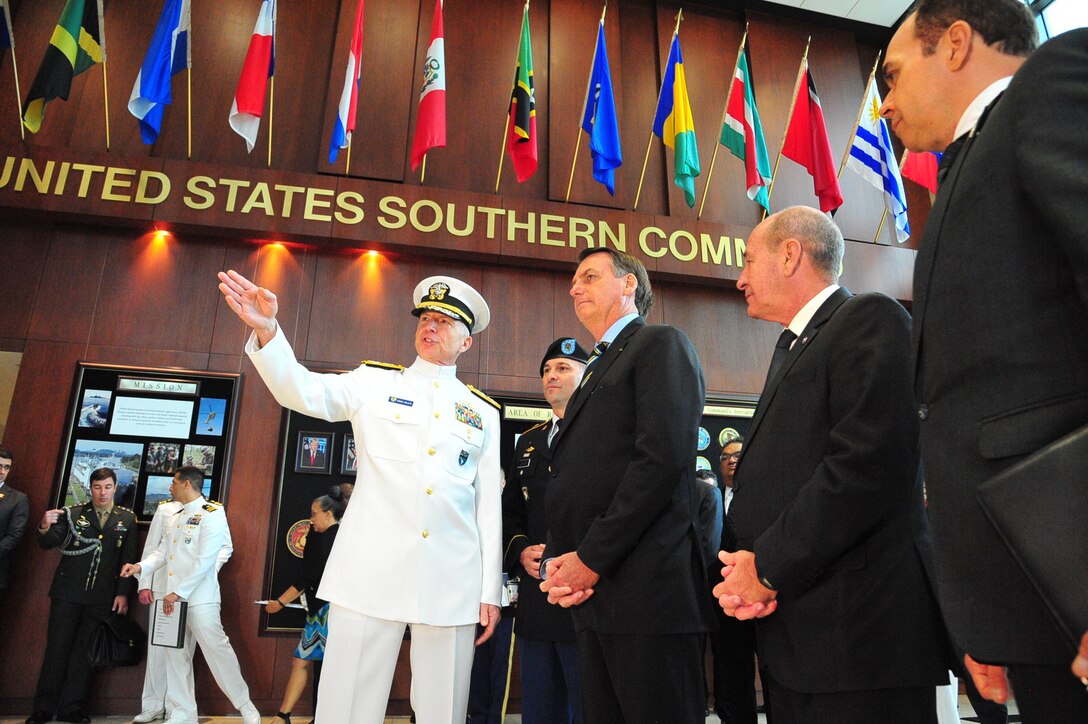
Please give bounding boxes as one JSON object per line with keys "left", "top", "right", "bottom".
{"left": 976, "top": 423, "right": 1088, "bottom": 651}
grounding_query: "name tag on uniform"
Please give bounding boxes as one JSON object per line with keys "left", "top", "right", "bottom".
{"left": 389, "top": 396, "right": 414, "bottom": 407}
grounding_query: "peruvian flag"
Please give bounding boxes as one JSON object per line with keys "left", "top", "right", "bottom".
{"left": 781, "top": 59, "right": 843, "bottom": 214}
{"left": 328, "top": 0, "right": 365, "bottom": 164}
{"left": 229, "top": 0, "right": 276, "bottom": 153}
{"left": 410, "top": 0, "right": 445, "bottom": 171}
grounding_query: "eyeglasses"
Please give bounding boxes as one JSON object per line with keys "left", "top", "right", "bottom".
{"left": 0, "top": 464, "right": 11, "bottom": 471}
{"left": 719, "top": 452, "right": 741, "bottom": 462}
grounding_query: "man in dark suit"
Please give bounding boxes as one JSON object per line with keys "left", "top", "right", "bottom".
{"left": 26, "top": 467, "right": 138, "bottom": 724}
{"left": 707, "top": 437, "right": 762, "bottom": 724}
{"left": 881, "top": 2, "right": 1088, "bottom": 718}
{"left": 301, "top": 437, "right": 326, "bottom": 469}
{"left": 502, "top": 337, "right": 589, "bottom": 724}
{"left": 714, "top": 206, "right": 947, "bottom": 723}
{"left": 0, "top": 447, "right": 29, "bottom": 602}
{"left": 541, "top": 247, "right": 712, "bottom": 723}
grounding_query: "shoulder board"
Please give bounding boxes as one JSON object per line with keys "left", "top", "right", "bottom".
{"left": 202, "top": 502, "right": 222, "bottom": 512}
{"left": 524, "top": 420, "right": 549, "bottom": 434}
{"left": 116, "top": 506, "right": 134, "bottom": 514}
{"left": 362, "top": 360, "right": 405, "bottom": 371}
{"left": 158, "top": 499, "right": 174, "bottom": 506}
{"left": 467, "top": 385, "right": 501, "bottom": 410}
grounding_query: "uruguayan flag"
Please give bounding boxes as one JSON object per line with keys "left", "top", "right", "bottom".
{"left": 128, "top": 0, "right": 190, "bottom": 145}
{"left": 846, "top": 77, "right": 910, "bottom": 243}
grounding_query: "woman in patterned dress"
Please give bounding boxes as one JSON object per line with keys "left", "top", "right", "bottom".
{"left": 265, "top": 486, "right": 346, "bottom": 723}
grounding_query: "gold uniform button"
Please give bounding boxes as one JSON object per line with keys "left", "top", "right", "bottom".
{"left": 426, "top": 487, "right": 434, "bottom": 495}
{"left": 434, "top": 411, "right": 441, "bottom": 419}
{"left": 169, "top": 555, "right": 174, "bottom": 560}
{"left": 434, "top": 381, "right": 440, "bottom": 388}
{"left": 422, "top": 530, "right": 429, "bottom": 539}
{"left": 428, "top": 448, "right": 436, "bottom": 456}
{"left": 395, "top": 413, "right": 401, "bottom": 420}
{"left": 169, "top": 571, "right": 174, "bottom": 576}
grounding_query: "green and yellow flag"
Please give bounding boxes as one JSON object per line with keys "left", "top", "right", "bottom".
{"left": 22, "top": 0, "right": 104, "bottom": 133}
{"left": 651, "top": 32, "right": 700, "bottom": 207}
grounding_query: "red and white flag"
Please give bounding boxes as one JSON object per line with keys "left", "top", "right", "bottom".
{"left": 781, "top": 58, "right": 843, "bottom": 213}
{"left": 410, "top": 0, "right": 445, "bottom": 170}
{"left": 229, "top": 0, "right": 276, "bottom": 153}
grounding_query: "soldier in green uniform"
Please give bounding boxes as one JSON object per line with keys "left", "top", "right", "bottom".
{"left": 25, "top": 467, "right": 138, "bottom": 724}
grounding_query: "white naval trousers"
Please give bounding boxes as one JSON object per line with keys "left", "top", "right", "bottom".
{"left": 163, "top": 603, "right": 251, "bottom": 724}
{"left": 141, "top": 600, "right": 196, "bottom": 715}
{"left": 315, "top": 605, "right": 476, "bottom": 724}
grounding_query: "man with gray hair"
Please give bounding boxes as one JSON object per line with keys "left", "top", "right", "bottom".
{"left": 715, "top": 206, "right": 947, "bottom": 722}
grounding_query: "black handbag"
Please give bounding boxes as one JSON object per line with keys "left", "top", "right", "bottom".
{"left": 88, "top": 613, "right": 146, "bottom": 667}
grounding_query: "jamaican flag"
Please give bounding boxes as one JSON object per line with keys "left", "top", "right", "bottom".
{"left": 23, "top": 0, "right": 104, "bottom": 133}
{"left": 505, "top": 4, "right": 537, "bottom": 183}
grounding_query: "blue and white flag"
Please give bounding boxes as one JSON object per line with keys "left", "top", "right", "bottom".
{"left": 128, "top": 0, "right": 191, "bottom": 145}
{"left": 846, "top": 76, "right": 909, "bottom": 242}
{"left": 579, "top": 19, "right": 621, "bottom": 195}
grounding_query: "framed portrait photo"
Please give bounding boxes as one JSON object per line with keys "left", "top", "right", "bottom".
{"left": 340, "top": 434, "right": 358, "bottom": 475}
{"left": 295, "top": 432, "right": 334, "bottom": 474}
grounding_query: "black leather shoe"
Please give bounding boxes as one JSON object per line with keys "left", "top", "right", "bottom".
{"left": 56, "top": 711, "right": 90, "bottom": 724}
{"left": 25, "top": 712, "right": 52, "bottom": 724}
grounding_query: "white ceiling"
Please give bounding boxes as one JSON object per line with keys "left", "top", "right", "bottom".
{"left": 760, "top": 0, "right": 914, "bottom": 27}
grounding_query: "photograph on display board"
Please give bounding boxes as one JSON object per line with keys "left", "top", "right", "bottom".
{"left": 66, "top": 440, "right": 143, "bottom": 509}
{"left": 146, "top": 441, "right": 181, "bottom": 474}
{"left": 182, "top": 444, "right": 216, "bottom": 474}
{"left": 55, "top": 363, "right": 241, "bottom": 524}
{"left": 296, "top": 432, "right": 333, "bottom": 474}
{"left": 341, "top": 434, "right": 358, "bottom": 474}
{"left": 197, "top": 397, "right": 227, "bottom": 436}
{"left": 77, "top": 389, "right": 111, "bottom": 429}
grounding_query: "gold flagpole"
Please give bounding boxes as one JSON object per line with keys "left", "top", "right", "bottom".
{"left": 267, "top": 75, "right": 275, "bottom": 168}
{"left": 763, "top": 36, "right": 810, "bottom": 220}
{"left": 873, "top": 208, "right": 888, "bottom": 243}
{"left": 634, "top": 9, "right": 683, "bottom": 211}
{"left": 6, "top": 3, "right": 25, "bottom": 140}
{"left": 102, "top": 60, "right": 111, "bottom": 150}
{"left": 186, "top": 68, "right": 192, "bottom": 159}
{"left": 421, "top": 154, "right": 428, "bottom": 185}
{"left": 565, "top": 3, "right": 607, "bottom": 203}
{"left": 697, "top": 24, "right": 747, "bottom": 220}
{"left": 837, "top": 51, "right": 882, "bottom": 178}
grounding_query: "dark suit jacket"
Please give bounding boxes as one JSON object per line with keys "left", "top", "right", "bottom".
{"left": 912, "top": 28, "right": 1088, "bottom": 664}
{"left": 545, "top": 318, "right": 713, "bottom": 635}
{"left": 730, "top": 288, "right": 947, "bottom": 693}
{"left": 39, "top": 503, "right": 138, "bottom": 604}
{"left": 503, "top": 421, "right": 576, "bottom": 642}
{"left": 0, "top": 484, "right": 29, "bottom": 589}
{"left": 695, "top": 480, "right": 723, "bottom": 573}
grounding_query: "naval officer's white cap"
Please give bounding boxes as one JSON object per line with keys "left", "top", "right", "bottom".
{"left": 411, "top": 276, "right": 490, "bottom": 334}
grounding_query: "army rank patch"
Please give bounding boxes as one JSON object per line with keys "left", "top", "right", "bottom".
{"left": 455, "top": 402, "right": 483, "bottom": 430}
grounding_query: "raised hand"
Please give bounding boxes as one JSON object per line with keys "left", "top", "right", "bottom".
{"left": 217, "top": 270, "right": 280, "bottom": 345}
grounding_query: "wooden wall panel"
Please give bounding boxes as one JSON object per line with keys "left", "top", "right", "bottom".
{"left": 0, "top": 220, "right": 48, "bottom": 340}
{"left": 619, "top": 0, "right": 669, "bottom": 215}
{"left": 27, "top": 225, "right": 111, "bottom": 343}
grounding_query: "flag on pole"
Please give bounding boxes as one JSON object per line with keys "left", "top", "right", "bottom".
{"left": 506, "top": 4, "right": 537, "bottom": 183}
{"left": 21, "top": 0, "right": 105, "bottom": 133}
{"left": 0, "top": 0, "right": 14, "bottom": 55}
{"left": 229, "top": 0, "right": 276, "bottom": 153}
{"left": 781, "top": 59, "right": 842, "bottom": 213}
{"left": 846, "top": 77, "right": 910, "bottom": 242}
{"left": 652, "top": 32, "right": 700, "bottom": 208}
{"left": 720, "top": 42, "right": 771, "bottom": 212}
{"left": 410, "top": 0, "right": 445, "bottom": 171}
{"left": 901, "top": 150, "right": 940, "bottom": 195}
{"left": 579, "top": 19, "right": 622, "bottom": 195}
{"left": 128, "top": 0, "right": 191, "bottom": 145}
{"left": 328, "top": 0, "right": 365, "bottom": 164}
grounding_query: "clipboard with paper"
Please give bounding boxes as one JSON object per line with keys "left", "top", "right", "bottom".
{"left": 151, "top": 599, "right": 187, "bottom": 648}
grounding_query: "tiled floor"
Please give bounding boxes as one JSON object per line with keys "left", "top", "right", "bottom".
{"left": 0, "top": 695, "right": 1021, "bottom": 723}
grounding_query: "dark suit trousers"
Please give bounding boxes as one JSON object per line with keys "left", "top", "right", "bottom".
{"left": 1006, "top": 664, "right": 1088, "bottom": 723}
{"left": 762, "top": 668, "right": 935, "bottom": 724}
{"left": 34, "top": 598, "right": 110, "bottom": 714}
{"left": 708, "top": 607, "right": 758, "bottom": 724}
{"left": 578, "top": 629, "right": 703, "bottom": 724}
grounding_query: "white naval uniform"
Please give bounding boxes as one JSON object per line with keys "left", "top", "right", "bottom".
{"left": 136, "top": 500, "right": 234, "bottom": 718}
{"left": 246, "top": 327, "right": 503, "bottom": 724}
{"left": 138, "top": 497, "right": 252, "bottom": 724}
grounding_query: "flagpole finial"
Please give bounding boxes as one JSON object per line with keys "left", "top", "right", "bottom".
{"left": 673, "top": 8, "right": 683, "bottom": 36}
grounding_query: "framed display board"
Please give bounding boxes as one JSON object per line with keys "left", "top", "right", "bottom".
{"left": 54, "top": 363, "right": 242, "bottom": 522}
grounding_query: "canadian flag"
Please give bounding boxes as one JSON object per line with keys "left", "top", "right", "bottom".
{"left": 229, "top": 0, "right": 276, "bottom": 153}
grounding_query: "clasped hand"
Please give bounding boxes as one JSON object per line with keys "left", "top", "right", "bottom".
{"left": 712, "top": 549, "right": 778, "bottom": 620}
{"left": 540, "top": 552, "right": 598, "bottom": 608}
